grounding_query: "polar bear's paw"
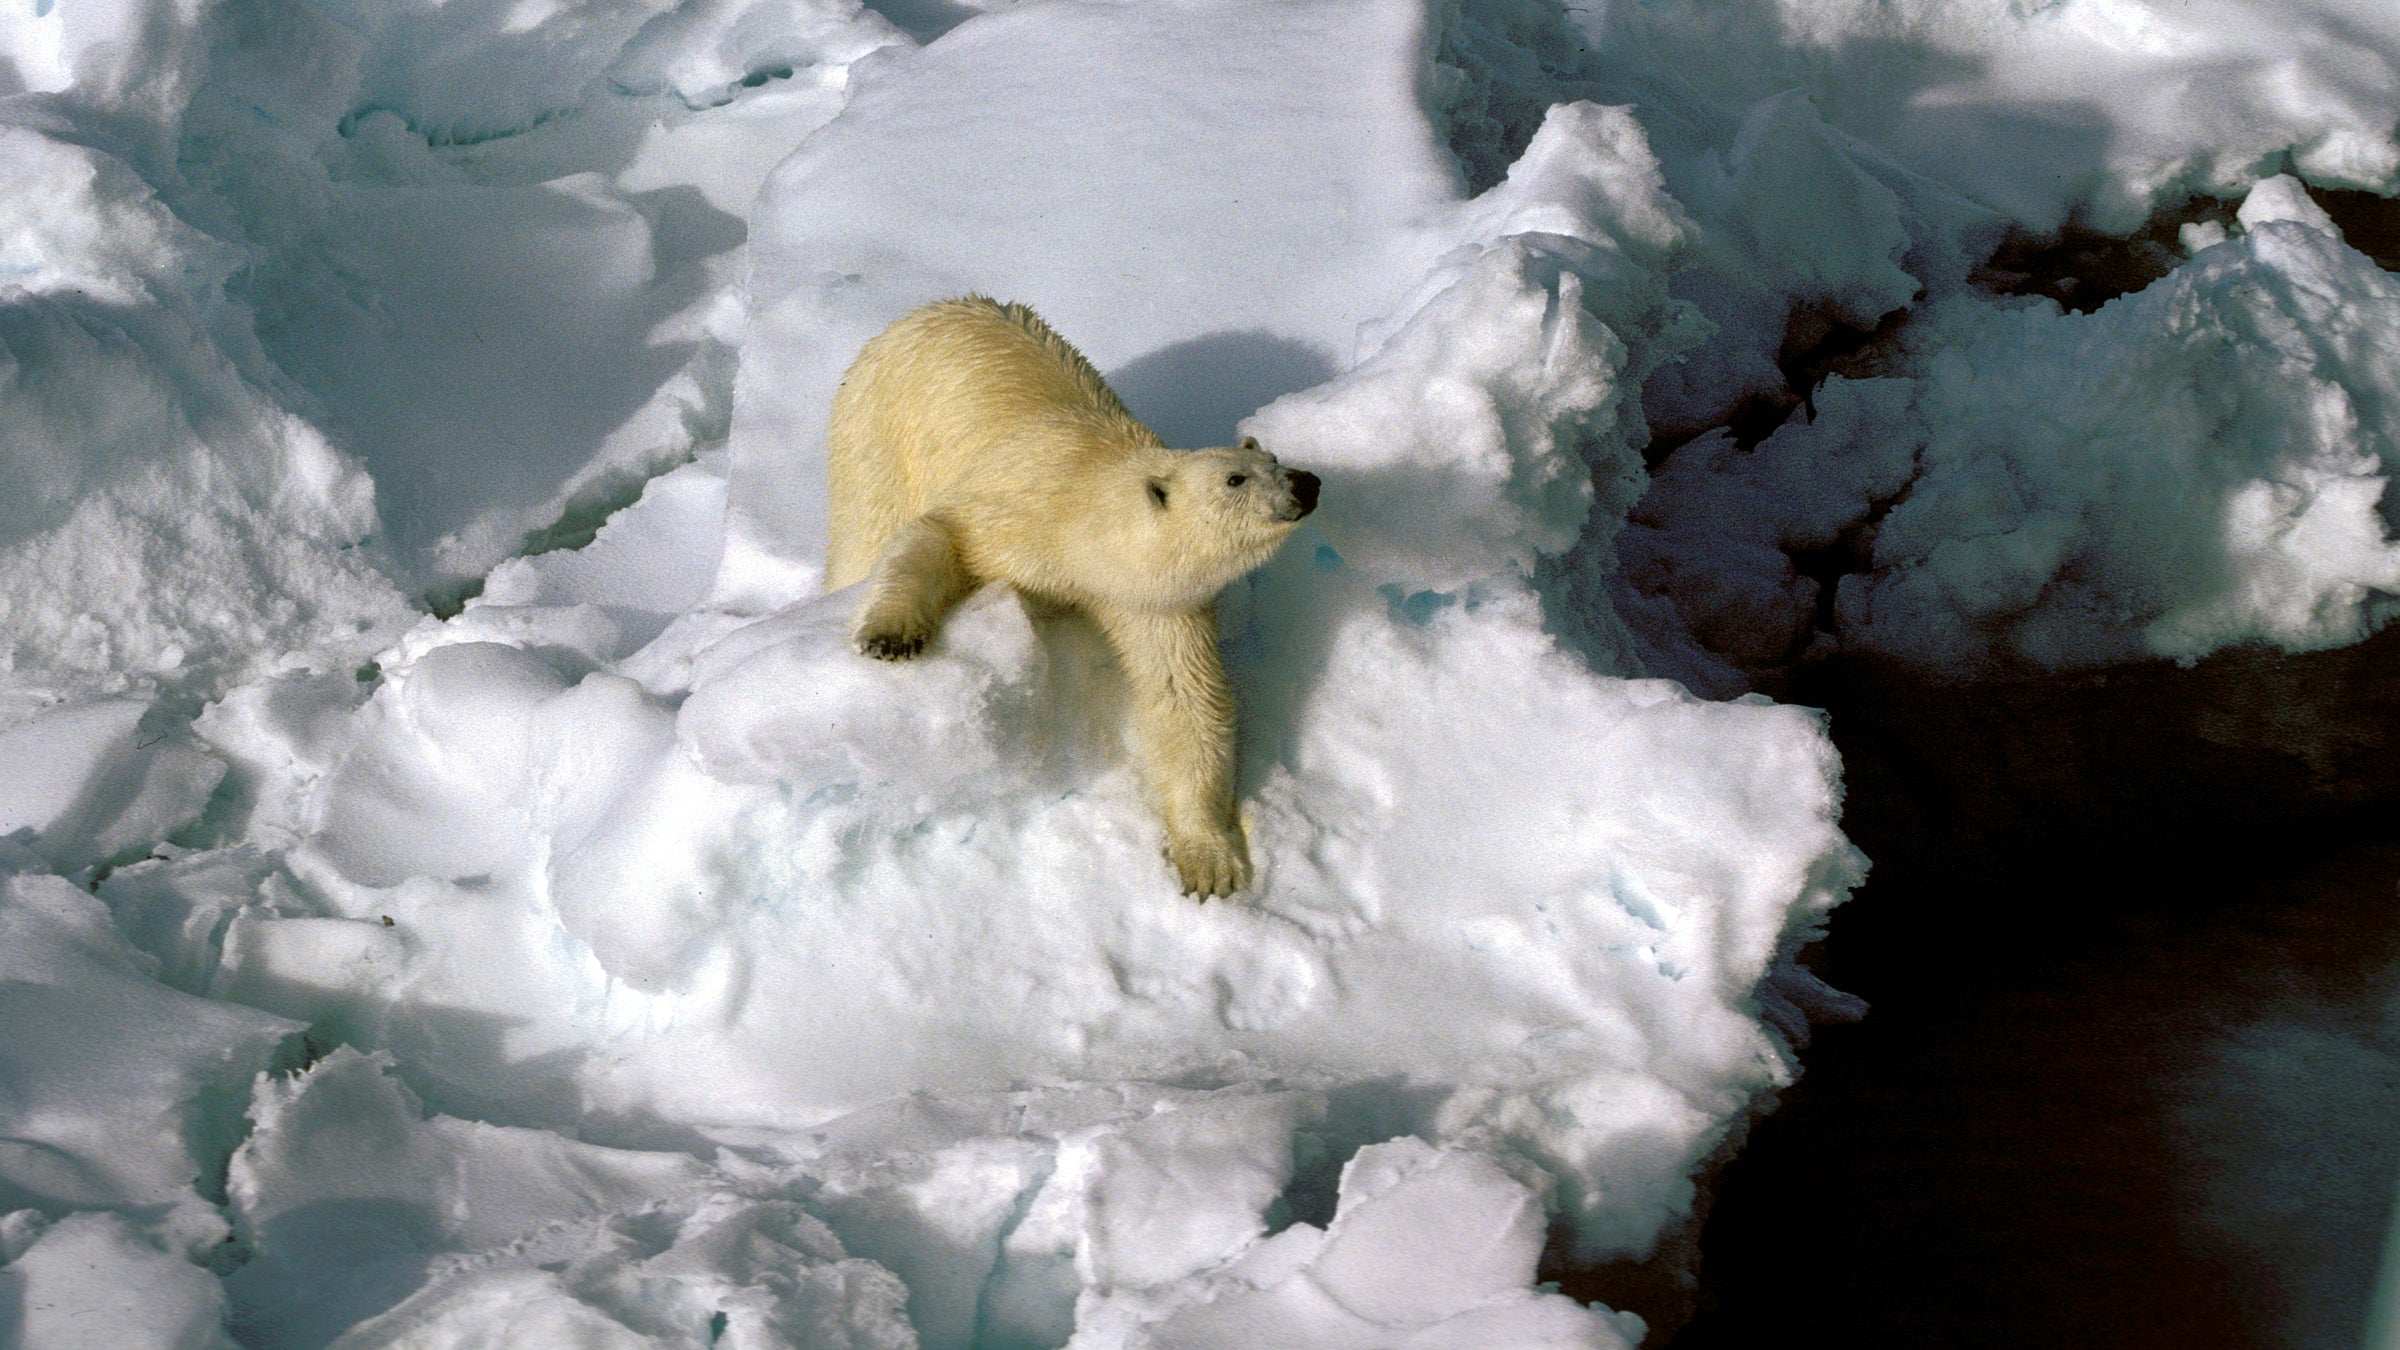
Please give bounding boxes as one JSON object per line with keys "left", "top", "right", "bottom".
{"left": 1168, "top": 828, "right": 1252, "bottom": 900}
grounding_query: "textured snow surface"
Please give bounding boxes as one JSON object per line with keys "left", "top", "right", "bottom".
{"left": 2, "top": 0, "right": 2397, "bottom": 1344}
{"left": 1628, "top": 177, "right": 2400, "bottom": 679}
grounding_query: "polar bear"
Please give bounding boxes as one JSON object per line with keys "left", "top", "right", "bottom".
{"left": 824, "top": 296, "right": 1320, "bottom": 897}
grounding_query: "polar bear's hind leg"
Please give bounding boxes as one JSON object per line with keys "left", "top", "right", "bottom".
{"left": 853, "top": 513, "right": 977, "bottom": 661}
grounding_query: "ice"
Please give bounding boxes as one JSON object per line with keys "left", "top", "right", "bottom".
{"left": 1629, "top": 174, "right": 2400, "bottom": 679}
{"left": 606, "top": 0, "right": 907, "bottom": 110}
{"left": 99, "top": 847, "right": 290, "bottom": 995}
{"left": 1592, "top": 0, "right": 2400, "bottom": 235}
{"left": 132, "top": 10, "right": 1860, "bottom": 1335}
{"left": 300, "top": 0, "right": 682, "bottom": 146}
{"left": 244, "top": 172, "right": 704, "bottom": 582}
{"left": 479, "top": 451, "right": 731, "bottom": 652}
{"left": 0, "top": 871, "right": 299, "bottom": 1258}
{"left": 1084, "top": 1138, "right": 1641, "bottom": 1350}
{"left": 229, "top": 18, "right": 1852, "bottom": 1307}
{"left": 166, "top": 0, "right": 884, "bottom": 590}
{"left": 9, "top": 0, "right": 2396, "bottom": 1341}
{"left": 4, "top": 0, "right": 1865, "bottom": 1336}
{"left": 0, "top": 699, "right": 224, "bottom": 872}
{"left": 0, "top": 117, "right": 411, "bottom": 721}
{"left": 0, "top": 1210, "right": 240, "bottom": 1350}
{"left": 720, "top": 0, "right": 1481, "bottom": 604}
{"left": 224, "top": 1047, "right": 916, "bottom": 1349}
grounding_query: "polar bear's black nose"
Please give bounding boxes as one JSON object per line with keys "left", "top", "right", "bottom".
{"left": 1287, "top": 470, "right": 1320, "bottom": 517}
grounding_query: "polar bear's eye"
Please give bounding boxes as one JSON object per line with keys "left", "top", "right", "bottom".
{"left": 1226, "top": 474, "right": 1247, "bottom": 487}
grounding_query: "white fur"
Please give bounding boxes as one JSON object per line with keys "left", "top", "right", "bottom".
{"left": 825, "top": 296, "right": 1316, "bottom": 896}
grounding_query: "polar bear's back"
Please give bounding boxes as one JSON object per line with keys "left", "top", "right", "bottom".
{"left": 825, "top": 296, "right": 1161, "bottom": 589}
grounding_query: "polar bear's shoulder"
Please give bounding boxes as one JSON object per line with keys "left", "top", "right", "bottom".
{"left": 923, "top": 294, "right": 1132, "bottom": 422}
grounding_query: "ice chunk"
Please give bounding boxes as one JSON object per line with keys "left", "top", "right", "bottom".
{"left": 1595, "top": 0, "right": 2400, "bottom": 233}
{"left": 1243, "top": 241, "right": 1633, "bottom": 587}
{"left": 1067, "top": 1090, "right": 1324, "bottom": 1292}
{"left": 0, "top": 699, "right": 224, "bottom": 871}
{"left": 1630, "top": 203, "right": 2400, "bottom": 677}
{"left": 794, "top": 1086, "right": 1326, "bottom": 1350}
{"left": 0, "top": 122, "right": 411, "bottom": 720}
{"left": 1095, "top": 1139, "right": 1640, "bottom": 1350}
{"left": 0, "top": 0, "right": 221, "bottom": 142}
{"left": 98, "top": 846, "right": 286, "bottom": 994}
{"left": 1720, "top": 91, "right": 1920, "bottom": 327}
{"left": 0, "top": 873, "right": 299, "bottom": 1255}
{"left": 1307, "top": 1140, "right": 1546, "bottom": 1323}
{"left": 605, "top": 0, "right": 908, "bottom": 109}
{"left": 225, "top": 1047, "right": 915, "bottom": 1350}
{"left": 0, "top": 125, "right": 234, "bottom": 306}
{"left": 480, "top": 452, "right": 733, "bottom": 653}
{"left": 0, "top": 1210, "right": 239, "bottom": 1350}
{"left": 2236, "top": 172, "right": 2341, "bottom": 236}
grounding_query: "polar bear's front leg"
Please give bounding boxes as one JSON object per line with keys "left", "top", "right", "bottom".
{"left": 853, "top": 513, "right": 975, "bottom": 660}
{"left": 1095, "top": 603, "right": 1251, "bottom": 898}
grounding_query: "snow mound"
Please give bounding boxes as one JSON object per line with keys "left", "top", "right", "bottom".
{"left": 606, "top": 0, "right": 908, "bottom": 109}
{"left": 226, "top": 1047, "right": 916, "bottom": 1349}
{"left": 0, "top": 119, "right": 410, "bottom": 724}
{"left": 0, "top": 699, "right": 225, "bottom": 872}
{"left": 0, "top": 1210, "right": 240, "bottom": 1350}
{"left": 1593, "top": 0, "right": 2400, "bottom": 233}
{"left": 1090, "top": 1137, "right": 1643, "bottom": 1350}
{"left": 1629, "top": 175, "right": 2400, "bottom": 677}
{"left": 0, "top": 870, "right": 299, "bottom": 1258}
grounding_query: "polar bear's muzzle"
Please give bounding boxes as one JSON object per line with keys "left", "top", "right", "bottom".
{"left": 1281, "top": 470, "right": 1321, "bottom": 521}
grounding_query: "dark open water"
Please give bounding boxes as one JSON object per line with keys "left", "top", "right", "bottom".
{"left": 1658, "top": 633, "right": 2400, "bottom": 1348}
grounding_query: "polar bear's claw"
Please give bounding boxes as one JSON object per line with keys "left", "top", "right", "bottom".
{"left": 1168, "top": 832, "right": 1252, "bottom": 899}
{"left": 858, "top": 631, "right": 926, "bottom": 661}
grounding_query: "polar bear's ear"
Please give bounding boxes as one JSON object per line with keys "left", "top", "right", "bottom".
{"left": 1147, "top": 478, "right": 1170, "bottom": 509}
{"left": 1238, "top": 435, "right": 1261, "bottom": 451}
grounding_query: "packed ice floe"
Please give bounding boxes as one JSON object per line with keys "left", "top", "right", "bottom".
{"left": 2, "top": 0, "right": 2398, "bottom": 1344}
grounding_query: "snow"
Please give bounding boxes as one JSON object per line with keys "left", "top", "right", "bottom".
{"left": 1077, "top": 1138, "right": 1641, "bottom": 1350}
{"left": 0, "top": 700, "right": 225, "bottom": 871}
{"left": 0, "top": 120, "right": 410, "bottom": 723}
{"left": 221, "top": 1047, "right": 917, "bottom": 1349}
{"left": 2, "top": 0, "right": 2397, "bottom": 1343}
{"left": 1627, "top": 176, "right": 2400, "bottom": 679}
{"left": 0, "top": 870, "right": 299, "bottom": 1258}
{"left": 0, "top": 1210, "right": 241, "bottom": 1350}
{"left": 1592, "top": 0, "right": 2400, "bottom": 235}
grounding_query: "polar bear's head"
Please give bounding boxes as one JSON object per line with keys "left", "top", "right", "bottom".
{"left": 1135, "top": 435, "right": 1319, "bottom": 601}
